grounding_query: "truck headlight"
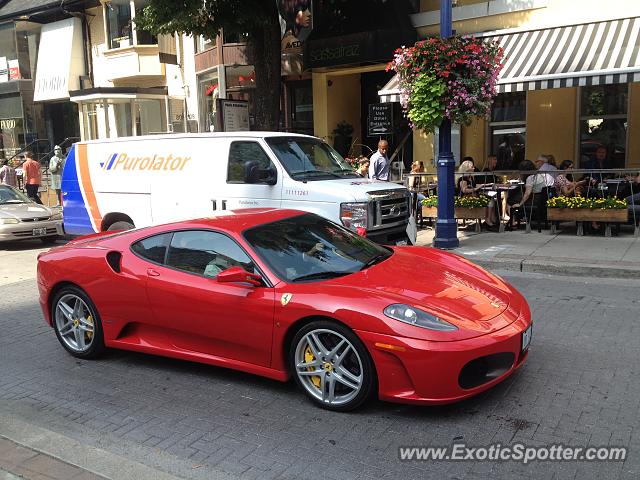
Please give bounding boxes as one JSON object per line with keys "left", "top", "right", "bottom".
{"left": 1, "top": 218, "right": 20, "bottom": 224}
{"left": 384, "top": 304, "right": 458, "bottom": 331}
{"left": 50, "top": 212, "right": 63, "bottom": 220}
{"left": 340, "top": 202, "right": 368, "bottom": 230}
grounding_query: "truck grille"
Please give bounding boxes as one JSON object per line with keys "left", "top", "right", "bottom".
{"left": 367, "top": 189, "right": 410, "bottom": 231}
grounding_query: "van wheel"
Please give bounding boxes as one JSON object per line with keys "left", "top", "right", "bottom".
{"left": 107, "top": 221, "right": 134, "bottom": 231}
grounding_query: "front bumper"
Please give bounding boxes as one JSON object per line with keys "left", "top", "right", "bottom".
{"left": 0, "top": 220, "right": 63, "bottom": 241}
{"left": 356, "top": 313, "right": 531, "bottom": 405}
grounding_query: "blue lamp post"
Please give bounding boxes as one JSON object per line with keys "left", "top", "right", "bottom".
{"left": 433, "top": 0, "right": 459, "bottom": 249}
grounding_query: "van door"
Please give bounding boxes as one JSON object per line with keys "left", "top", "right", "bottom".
{"left": 219, "top": 140, "right": 282, "bottom": 211}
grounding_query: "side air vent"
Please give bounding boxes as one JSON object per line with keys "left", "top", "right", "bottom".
{"left": 106, "top": 251, "right": 122, "bottom": 273}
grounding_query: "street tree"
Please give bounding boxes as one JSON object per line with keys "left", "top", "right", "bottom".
{"left": 137, "top": 0, "right": 281, "bottom": 130}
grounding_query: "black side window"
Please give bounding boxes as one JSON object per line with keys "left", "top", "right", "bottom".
{"left": 166, "top": 230, "right": 257, "bottom": 278}
{"left": 227, "top": 141, "right": 273, "bottom": 183}
{"left": 131, "top": 233, "right": 171, "bottom": 264}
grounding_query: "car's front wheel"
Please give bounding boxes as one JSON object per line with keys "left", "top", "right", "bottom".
{"left": 290, "top": 321, "right": 375, "bottom": 411}
{"left": 52, "top": 286, "right": 105, "bottom": 359}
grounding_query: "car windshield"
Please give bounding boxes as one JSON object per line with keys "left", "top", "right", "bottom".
{"left": 266, "top": 137, "right": 358, "bottom": 181}
{"left": 0, "top": 185, "right": 31, "bottom": 205}
{"left": 243, "top": 213, "right": 392, "bottom": 283}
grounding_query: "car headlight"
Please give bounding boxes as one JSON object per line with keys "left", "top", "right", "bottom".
{"left": 50, "top": 213, "right": 63, "bottom": 220}
{"left": 340, "top": 202, "right": 368, "bottom": 229}
{"left": 0, "top": 218, "right": 20, "bottom": 225}
{"left": 384, "top": 304, "right": 458, "bottom": 331}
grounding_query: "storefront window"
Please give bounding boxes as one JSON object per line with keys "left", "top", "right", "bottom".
{"left": 0, "top": 23, "right": 18, "bottom": 82}
{"left": 490, "top": 92, "right": 526, "bottom": 170}
{"left": 226, "top": 65, "right": 256, "bottom": 128}
{"left": 579, "top": 84, "right": 628, "bottom": 168}
{"left": 80, "top": 98, "right": 166, "bottom": 140}
{"left": 288, "top": 80, "right": 313, "bottom": 135}
{"left": 198, "top": 71, "right": 219, "bottom": 132}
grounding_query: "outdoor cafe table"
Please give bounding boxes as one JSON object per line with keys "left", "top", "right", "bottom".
{"left": 479, "top": 182, "right": 523, "bottom": 233}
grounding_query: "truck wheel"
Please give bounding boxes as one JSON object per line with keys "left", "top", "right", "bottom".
{"left": 107, "top": 221, "right": 134, "bottom": 231}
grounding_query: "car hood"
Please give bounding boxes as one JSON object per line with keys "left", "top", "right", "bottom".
{"left": 0, "top": 203, "right": 53, "bottom": 220}
{"left": 330, "top": 247, "right": 520, "bottom": 340}
{"left": 283, "top": 177, "right": 407, "bottom": 203}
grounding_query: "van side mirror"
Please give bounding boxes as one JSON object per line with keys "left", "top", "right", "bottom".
{"left": 244, "top": 161, "right": 277, "bottom": 185}
{"left": 216, "top": 266, "right": 262, "bottom": 287}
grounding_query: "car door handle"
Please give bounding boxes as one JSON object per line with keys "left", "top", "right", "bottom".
{"left": 147, "top": 268, "right": 160, "bottom": 277}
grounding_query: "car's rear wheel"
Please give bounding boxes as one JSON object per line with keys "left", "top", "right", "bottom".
{"left": 290, "top": 321, "right": 375, "bottom": 411}
{"left": 107, "top": 221, "right": 134, "bottom": 231}
{"left": 52, "top": 286, "right": 105, "bottom": 359}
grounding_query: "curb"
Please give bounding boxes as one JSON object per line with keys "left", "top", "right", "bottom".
{"left": 465, "top": 257, "right": 640, "bottom": 278}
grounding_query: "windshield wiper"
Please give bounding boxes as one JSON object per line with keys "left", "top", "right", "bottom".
{"left": 291, "top": 170, "right": 341, "bottom": 179}
{"left": 360, "top": 253, "right": 390, "bottom": 271}
{"left": 1, "top": 200, "right": 26, "bottom": 204}
{"left": 332, "top": 169, "right": 359, "bottom": 176}
{"left": 291, "top": 271, "right": 351, "bottom": 282}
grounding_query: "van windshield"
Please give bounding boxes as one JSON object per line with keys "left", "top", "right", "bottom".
{"left": 266, "top": 137, "right": 359, "bottom": 181}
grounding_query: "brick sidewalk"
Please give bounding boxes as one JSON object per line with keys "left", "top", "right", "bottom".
{"left": 0, "top": 436, "right": 107, "bottom": 480}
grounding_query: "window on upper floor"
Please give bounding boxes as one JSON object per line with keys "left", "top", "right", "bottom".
{"left": 105, "top": 0, "right": 156, "bottom": 50}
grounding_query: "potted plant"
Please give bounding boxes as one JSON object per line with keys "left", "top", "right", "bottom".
{"left": 422, "top": 195, "right": 491, "bottom": 232}
{"left": 547, "top": 196, "right": 628, "bottom": 236}
{"left": 332, "top": 120, "right": 354, "bottom": 157}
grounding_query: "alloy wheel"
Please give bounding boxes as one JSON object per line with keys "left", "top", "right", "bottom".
{"left": 54, "top": 293, "right": 96, "bottom": 353}
{"left": 294, "top": 328, "right": 364, "bottom": 407}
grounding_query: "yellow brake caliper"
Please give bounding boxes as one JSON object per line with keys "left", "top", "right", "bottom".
{"left": 305, "top": 346, "right": 321, "bottom": 389}
{"left": 86, "top": 314, "right": 94, "bottom": 340}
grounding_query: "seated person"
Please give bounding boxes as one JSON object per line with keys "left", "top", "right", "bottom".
{"left": 554, "top": 160, "right": 587, "bottom": 197}
{"left": 457, "top": 159, "right": 496, "bottom": 227}
{"left": 511, "top": 160, "right": 555, "bottom": 209}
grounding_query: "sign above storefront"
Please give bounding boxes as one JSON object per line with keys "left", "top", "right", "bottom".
{"left": 304, "top": 29, "right": 415, "bottom": 69}
{"left": 34, "top": 18, "right": 86, "bottom": 102}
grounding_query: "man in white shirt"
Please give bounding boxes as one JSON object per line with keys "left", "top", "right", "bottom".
{"left": 368, "top": 140, "right": 390, "bottom": 181}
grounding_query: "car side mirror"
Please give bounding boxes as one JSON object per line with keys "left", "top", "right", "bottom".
{"left": 244, "top": 161, "right": 277, "bottom": 185}
{"left": 216, "top": 266, "right": 262, "bottom": 287}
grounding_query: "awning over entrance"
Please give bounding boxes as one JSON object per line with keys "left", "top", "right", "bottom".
{"left": 378, "top": 74, "right": 401, "bottom": 103}
{"left": 486, "top": 17, "right": 640, "bottom": 92}
{"left": 378, "top": 17, "right": 640, "bottom": 101}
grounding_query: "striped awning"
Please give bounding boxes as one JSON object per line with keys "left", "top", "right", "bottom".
{"left": 378, "top": 17, "right": 640, "bottom": 101}
{"left": 486, "top": 17, "right": 640, "bottom": 92}
{"left": 378, "top": 74, "right": 401, "bottom": 103}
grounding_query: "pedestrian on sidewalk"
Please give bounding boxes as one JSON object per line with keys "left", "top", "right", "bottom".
{"left": 49, "top": 145, "right": 65, "bottom": 205}
{"left": 0, "top": 159, "right": 17, "bottom": 187}
{"left": 22, "top": 151, "right": 43, "bottom": 204}
{"left": 369, "top": 140, "right": 390, "bottom": 181}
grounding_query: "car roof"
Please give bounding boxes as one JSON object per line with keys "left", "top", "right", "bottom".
{"left": 107, "top": 209, "right": 306, "bottom": 240}
{"left": 77, "top": 132, "right": 318, "bottom": 145}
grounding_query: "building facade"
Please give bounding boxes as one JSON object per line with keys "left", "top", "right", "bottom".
{"left": 379, "top": 0, "right": 640, "bottom": 171}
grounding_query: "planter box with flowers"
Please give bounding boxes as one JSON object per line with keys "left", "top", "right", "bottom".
{"left": 422, "top": 195, "right": 490, "bottom": 232}
{"left": 547, "top": 196, "right": 628, "bottom": 236}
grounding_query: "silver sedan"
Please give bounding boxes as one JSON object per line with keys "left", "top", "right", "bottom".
{"left": 0, "top": 185, "right": 63, "bottom": 243}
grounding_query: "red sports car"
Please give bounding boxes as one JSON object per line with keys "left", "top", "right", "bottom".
{"left": 37, "top": 209, "right": 532, "bottom": 411}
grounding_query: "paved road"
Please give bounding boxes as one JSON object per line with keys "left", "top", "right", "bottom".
{"left": 0, "top": 243, "right": 638, "bottom": 479}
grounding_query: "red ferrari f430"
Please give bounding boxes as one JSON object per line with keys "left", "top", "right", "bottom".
{"left": 37, "top": 209, "right": 532, "bottom": 411}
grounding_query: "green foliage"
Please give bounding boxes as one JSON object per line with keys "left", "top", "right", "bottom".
{"left": 136, "top": 0, "right": 278, "bottom": 40}
{"left": 332, "top": 121, "right": 354, "bottom": 137}
{"left": 407, "top": 73, "right": 446, "bottom": 133}
{"left": 547, "top": 196, "right": 627, "bottom": 209}
{"left": 422, "top": 195, "right": 491, "bottom": 208}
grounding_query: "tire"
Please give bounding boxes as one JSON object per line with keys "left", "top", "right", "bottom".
{"left": 107, "top": 221, "right": 134, "bottom": 231}
{"left": 51, "top": 286, "right": 105, "bottom": 359}
{"left": 40, "top": 236, "right": 59, "bottom": 245}
{"left": 289, "top": 320, "right": 375, "bottom": 412}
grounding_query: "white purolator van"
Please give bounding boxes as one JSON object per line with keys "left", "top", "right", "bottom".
{"left": 61, "top": 132, "right": 415, "bottom": 244}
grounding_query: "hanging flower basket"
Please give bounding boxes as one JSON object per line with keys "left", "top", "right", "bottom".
{"left": 387, "top": 36, "right": 503, "bottom": 132}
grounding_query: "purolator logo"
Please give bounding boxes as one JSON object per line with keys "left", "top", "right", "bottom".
{"left": 101, "top": 153, "right": 191, "bottom": 171}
